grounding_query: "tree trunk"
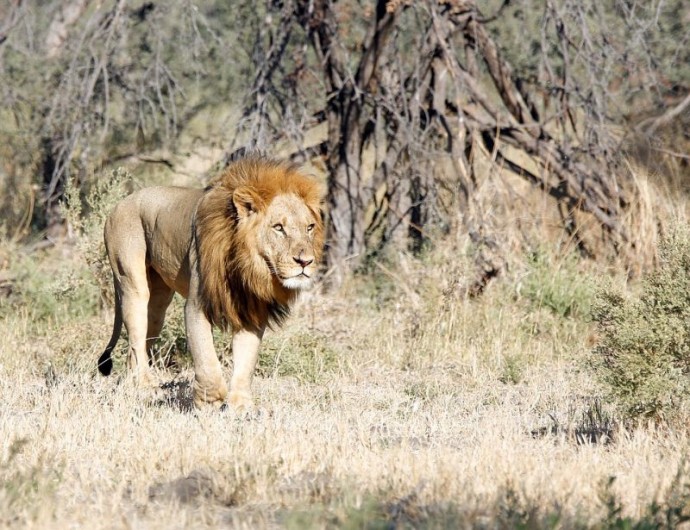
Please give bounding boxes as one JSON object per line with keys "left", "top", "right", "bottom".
{"left": 233, "top": 0, "right": 635, "bottom": 287}
{"left": 303, "top": 0, "right": 399, "bottom": 278}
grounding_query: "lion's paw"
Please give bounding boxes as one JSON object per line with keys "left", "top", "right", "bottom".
{"left": 193, "top": 379, "right": 228, "bottom": 410}
{"left": 228, "top": 390, "right": 255, "bottom": 417}
{"left": 121, "top": 370, "right": 165, "bottom": 404}
{"left": 133, "top": 369, "right": 160, "bottom": 390}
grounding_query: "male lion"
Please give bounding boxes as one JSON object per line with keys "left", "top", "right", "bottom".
{"left": 97, "top": 157, "right": 325, "bottom": 411}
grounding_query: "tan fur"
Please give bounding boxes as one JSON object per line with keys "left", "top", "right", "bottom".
{"left": 98, "top": 157, "right": 325, "bottom": 410}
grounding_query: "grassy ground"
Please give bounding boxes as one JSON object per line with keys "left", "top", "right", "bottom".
{"left": 2, "top": 230, "right": 690, "bottom": 529}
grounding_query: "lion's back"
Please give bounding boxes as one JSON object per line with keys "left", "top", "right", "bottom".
{"left": 105, "top": 186, "right": 205, "bottom": 295}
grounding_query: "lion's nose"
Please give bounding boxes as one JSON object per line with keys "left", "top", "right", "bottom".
{"left": 293, "top": 253, "right": 314, "bottom": 268}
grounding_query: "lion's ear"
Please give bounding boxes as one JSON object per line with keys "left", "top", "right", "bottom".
{"left": 232, "top": 186, "right": 264, "bottom": 219}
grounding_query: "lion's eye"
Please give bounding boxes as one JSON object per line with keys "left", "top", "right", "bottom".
{"left": 273, "top": 223, "right": 284, "bottom": 232}
{"left": 306, "top": 224, "right": 315, "bottom": 233}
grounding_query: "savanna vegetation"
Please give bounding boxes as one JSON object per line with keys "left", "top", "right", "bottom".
{"left": 1, "top": 0, "right": 690, "bottom": 527}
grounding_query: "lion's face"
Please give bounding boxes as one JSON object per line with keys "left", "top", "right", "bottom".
{"left": 255, "top": 193, "right": 322, "bottom": 290}
{"left": 195, "top": 158, "right": 326, "bottom": 331}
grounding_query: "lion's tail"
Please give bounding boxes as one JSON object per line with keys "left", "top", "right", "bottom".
{"left": 98, "top": 288, "right": 122, "bottom": 376}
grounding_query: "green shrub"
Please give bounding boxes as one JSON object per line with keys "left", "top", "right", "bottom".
{"left": 0, "top": 247, "right": 100, "bottom": 325}
{"left": 597, "top": 470, "right": 690, "bottom": 529}
{"left": 0, "top": 169, "right": 133, "bottom": 324}
{"left": 258, "top": 330, "right": 340, "bottom": 384}
{"left": 522, "top": 249, "right": 594, "bottom": 319}
{"left": 65, "top": 167, "right": 132, "bottom": 299}
{"left": 592, "top": 228, "right": 690, "bottom": 424}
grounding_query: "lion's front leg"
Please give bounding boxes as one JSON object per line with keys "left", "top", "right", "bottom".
{"left": 228, "top": 328, "right": 264, "bottom": 413}
{"left": 185, "top": 295, "right": 228, "bottom": 409}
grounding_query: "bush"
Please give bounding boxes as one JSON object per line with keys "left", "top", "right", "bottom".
{"left": 592, "top": 228, "right": 690, "bottom": 424}
{"left": 258, "top": 330, "right": 341, "bottom": 384}
{"left": 65, "top": 167, "right": 132, "bottom": 299}
{"left": 521, "top": 249, "right": 594, "bottom": 319}
{"left": 0, "top": 169, "right": 133, "bottom": 326}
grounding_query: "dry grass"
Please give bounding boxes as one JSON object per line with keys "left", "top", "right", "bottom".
{"left": 2, "top": 238, "right": 690, "bottom": 529}
{"left": 1, "top": 163, "right": 690, "bottom": 528}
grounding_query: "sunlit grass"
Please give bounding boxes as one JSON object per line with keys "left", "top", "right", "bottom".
{"left": 2, "top": 234, "right": 690, "bottom": 528}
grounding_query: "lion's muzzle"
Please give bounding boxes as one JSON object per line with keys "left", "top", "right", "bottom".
{"left": 293, "top": 249, "right": 314, "bottom": 269}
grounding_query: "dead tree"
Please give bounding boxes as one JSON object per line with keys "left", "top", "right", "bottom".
{"left": 234, "top": 0, "right": 635, "bottom": 290}
{"left": 1, "top": 0, "right": 242, "bottom": 235}
{"left": 1, "top": 0, "right": 684, "bottom": 268}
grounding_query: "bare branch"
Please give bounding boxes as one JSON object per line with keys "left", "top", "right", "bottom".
{"left": 639, "top": 92, "right": 690, "bottom": 137}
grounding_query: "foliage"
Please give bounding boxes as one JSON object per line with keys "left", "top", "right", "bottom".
{"left": 597, "top": 471, "right": 690, "bottom": 529}
{"left": 0, "top": 0, "right": 686, "bottom": 284}
{"left": 0, "top": 168, "right": 130, "bottom": 324}
{"left": 65, "top": 167, "right": 132, "bottom": 298}
{"left": 0, "top": 251, "right": 99, "bottom": 324}
{"left": 0, "top": 0, "right": 252, "bottom": 229}
{"left": 486, "top": 0, "right": 690, "bottom": 119}
{"left": 592, "top": 227, "right": 690, "bottom": 423}
{"left": 485, "top": 0, "right": 690, "bottom": 185}
{"left": 521, "top": 249, "right": 595, "bottom": 319}
{"left": 283, "top": 474, "right": 690, "bottom": 529}
{"left": 258, "top": 329, "right": 341, "bottom": 384}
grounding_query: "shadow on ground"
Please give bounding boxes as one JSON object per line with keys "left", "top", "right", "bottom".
{"left": 155, "top": 378, "right": 195, "bottom": 412}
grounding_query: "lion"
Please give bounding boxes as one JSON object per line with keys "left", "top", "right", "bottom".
{"left": 97, "top": 156, "right": 325, "bottom": 411}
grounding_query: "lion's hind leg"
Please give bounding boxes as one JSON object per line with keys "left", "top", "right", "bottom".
{"left": 120, "top": 280, "right": 155, "bottom": 387}
{"left": 105, "top": 233, "right": 156, "bottom": 388}
{"left": 146, "top": 269, "right": 175, "bottom": 365}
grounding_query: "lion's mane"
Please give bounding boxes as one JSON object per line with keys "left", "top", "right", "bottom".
{"left": 194, "top": 157, "right": 324, "bottom": 332}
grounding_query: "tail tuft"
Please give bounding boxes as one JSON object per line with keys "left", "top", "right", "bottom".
{"left": 98, "top": 350, "right": 113, "bottom": 376}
